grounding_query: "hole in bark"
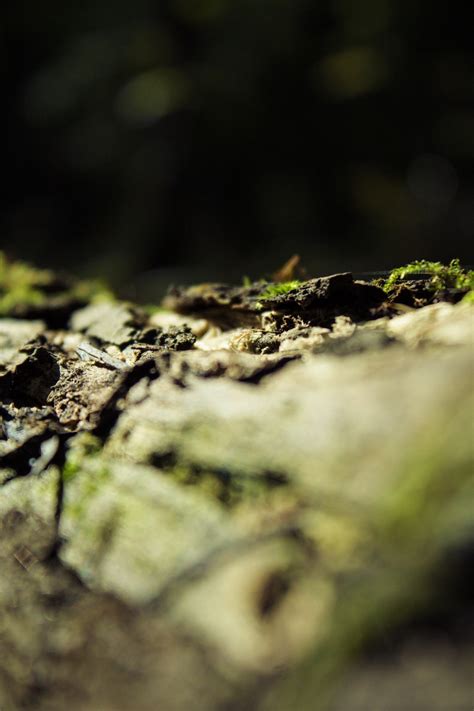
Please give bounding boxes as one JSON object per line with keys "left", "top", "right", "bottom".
{"left": 9, "top": 348, "right": 61, "bottom": 407}
{"left": 258, "top": 572, "right": 290, "bottom": 619}
{"left": 2, "top": 509, "right": 25, "bottom": 531}
{"left": 149, "top": 450, "right": 177, "bottom": 469}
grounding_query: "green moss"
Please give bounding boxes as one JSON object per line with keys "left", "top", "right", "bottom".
{"left": 270, "top": 396, "right": 474, "bottom": 711}
{"left": 160, "top": 460, "right": 290, "bottom": 508}
{"left": 375, "top": 393, "right": 474, "bottom": 552}
{"left": 62, "top": 433, "right": 103, "bottom": 482}
{"left": 140, "top": 303, "right": 167, "bottom": 315}
{"left": 0, "top": 252, "right": 50, "bottom": 313}
{"left": 0, "top": 251, "right": 113, "bottom": 315}
{"left": 70, "top": 278, "right": 114, "bottom": 304}
{"left": 383, "top": 258, "right": 474, "bottom": 294}
{"left": 259, "top": 280, "right": 302, "bottom": 300}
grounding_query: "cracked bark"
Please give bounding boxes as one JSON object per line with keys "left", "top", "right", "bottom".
{"left": 0, "top": 269, "right": 473, "bottom": 711}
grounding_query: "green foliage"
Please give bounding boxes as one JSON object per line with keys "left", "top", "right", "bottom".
{"left": 259, "top": 280, "right": 302, "bottom": 300}
{"left": 383, "top": 259, "right": 474, "bottom": 294}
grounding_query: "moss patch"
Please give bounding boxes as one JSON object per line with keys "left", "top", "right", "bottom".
{"left": 383, "top": 258, "right": 474, "bottom": 295}
{"left": 259, "top": 280, "right": 303, "bottom": 300}
{"left": 62, "top": 433, "right": 103, "bottom": 483}
{"left": 0, "top": 251, "right": 113, "bottom": 316}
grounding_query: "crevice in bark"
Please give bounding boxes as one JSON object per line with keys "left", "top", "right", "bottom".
{"left": 93, "top": 357, "right": 161, "bottom": 440}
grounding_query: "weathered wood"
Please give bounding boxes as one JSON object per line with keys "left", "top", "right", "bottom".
{"left": 0, "top": 258, "right": 473, "bottom": 710}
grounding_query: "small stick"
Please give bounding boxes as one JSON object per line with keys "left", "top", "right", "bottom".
{"left": 76, "top": 342, "right": 129, "bottom": 371}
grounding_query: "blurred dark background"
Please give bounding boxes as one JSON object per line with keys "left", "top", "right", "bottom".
{"left": 2, "top": 0, "right": 473, "bottom": 301}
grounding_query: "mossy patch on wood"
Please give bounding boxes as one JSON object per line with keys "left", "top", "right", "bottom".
{"left": 0, "top": 253, "right": 473, "bottom": 711}
{"left": 382, "top": 258, "right": 474, "bottom": 294}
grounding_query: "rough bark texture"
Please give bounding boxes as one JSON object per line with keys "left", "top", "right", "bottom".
{"left": 0, "top": 260, "right": 473, "bottom": 710}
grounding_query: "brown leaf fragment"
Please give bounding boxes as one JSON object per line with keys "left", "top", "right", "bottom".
{"left": 272, "top": 254, "right": 305, "bottom": 282}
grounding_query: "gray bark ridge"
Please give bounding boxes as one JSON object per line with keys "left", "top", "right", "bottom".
{"left": 0, "top": 290, "right": 473, "bottom": 711}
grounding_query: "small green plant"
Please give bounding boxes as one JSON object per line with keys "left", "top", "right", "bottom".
{"left": 259, "top": 280, "right": 302, "bottom": 300}
{"left": 383, "top": 259, "right": 474, "bottom": 294}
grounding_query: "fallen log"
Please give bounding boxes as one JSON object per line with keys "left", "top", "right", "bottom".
{"left": 0, "top": 255, "right": 473, "bottom": 710}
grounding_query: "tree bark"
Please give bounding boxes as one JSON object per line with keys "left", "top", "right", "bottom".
{"left": 0, "top": 271, "right": 473, "bottom": 711}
